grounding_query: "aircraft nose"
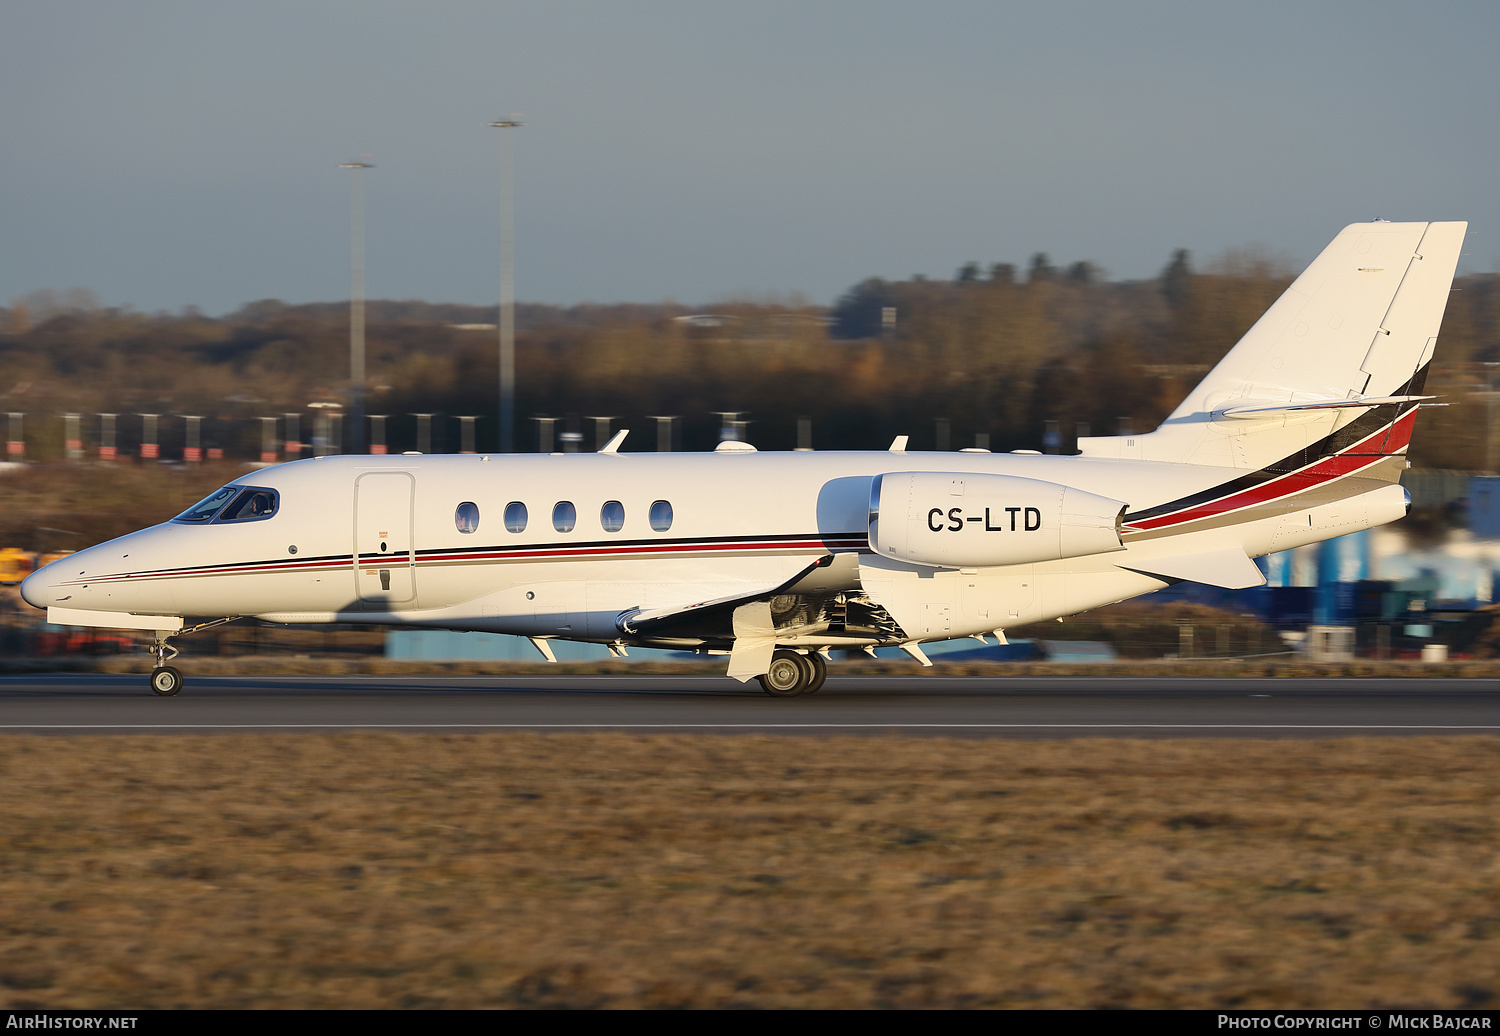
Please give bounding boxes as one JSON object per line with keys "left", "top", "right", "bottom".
{"left": 20, "top": 548, "right": 87, "bottom": 610}
{"left": 19, "top": 562, "right": 58, "bottom": 610}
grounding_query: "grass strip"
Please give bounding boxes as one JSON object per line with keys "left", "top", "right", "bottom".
{"left": 0, "top": 734, "right": 1495, "bottom": 1008}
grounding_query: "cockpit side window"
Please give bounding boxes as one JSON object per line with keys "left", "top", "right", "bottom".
{"left": 173, "top": 486, "right": 239, "bottom": 523}
{"left": 215, "top": 487, "right": 280, "bottom": 523}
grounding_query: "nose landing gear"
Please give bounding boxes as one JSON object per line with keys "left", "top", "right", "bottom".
{"left": 149, "top": 633, "right": 183, "bottom": 697}
{"left": 144, "top": 617, "right": 239, "bottom": 696}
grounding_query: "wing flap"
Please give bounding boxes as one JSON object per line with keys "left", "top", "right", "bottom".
{"left": 726, "top": 601, "right": 777, "bottom": 683}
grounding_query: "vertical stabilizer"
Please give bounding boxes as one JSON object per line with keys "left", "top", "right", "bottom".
{"left": 1078, "top": 220, "right": 1467, "bottom": 470}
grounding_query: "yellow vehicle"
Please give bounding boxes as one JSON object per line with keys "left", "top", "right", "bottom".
{"left": 0, "top": 548, "right": 37, "bottom": 585}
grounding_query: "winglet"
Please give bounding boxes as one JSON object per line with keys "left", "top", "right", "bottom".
{"left": 599, "top": 429, "right": 629, "bottom": 453}
{"left": 888, "top": 435, "right": 908, "bottom": 452}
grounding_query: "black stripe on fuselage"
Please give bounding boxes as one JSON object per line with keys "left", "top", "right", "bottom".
{"left": 410, "top": 531, "right": 865, "bottom": 561}
{"left": 81, "top": 532, "right": 868, "bottom": 583}
{"left": 1121, "top": 367, "right": 1424, "bottom": 524}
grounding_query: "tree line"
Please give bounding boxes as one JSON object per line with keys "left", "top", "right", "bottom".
{"left": 1, "top": 250, "right": 1497, "bottom": 466}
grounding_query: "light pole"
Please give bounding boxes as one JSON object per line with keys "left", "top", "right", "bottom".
{"left": 138, "top": 414, "right": 159, "bottom": 460}
{"left": 646, "top": 415, "right": 678, "bottom": 452}
{"left": 340, "top": 159, "right": 374, "bottom": 454}
{"left": 309, "top": 402, "right": 341, "bottom": 457}
{"left": 181, "top": 415, "right": 202, "bottom": 463}
{"left": 259, "top": 417, "right": 278, "bottom": 465}
{"left": 531, "top": 416, "right": 557, "bottom": 453}
{"left": 489, "top": 117, "right": 523, "bottom": 452}
{"left": 98, "top": 413, "right": 117, "bottom": 461}
{"left": 457, "top": 415, "right": 480, "bottom": 454}
{"left": 63, "top": 413, "right": 82, "bottom": 461}
{"left": 6, "top": 412, "right": 23, "bottom": 462}
{"left": 411, "top": 413, "right": 434, "bottom": 455}
{"left": 711, "top": 411, "right": 749, "bottom": 443}
{"left": 585, "top": 415, "right": 616, "bottom": 452}
{"left": 283, "top": 412, "right": 301, "bottom": 460}
{"left": 368, "top": 415, "right": 388, "bottom": 455}
{"left": 1484, "top": 363, "right": 1499, "bottom": 475}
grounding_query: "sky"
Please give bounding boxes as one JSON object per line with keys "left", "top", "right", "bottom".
{"left": 3, "top": 1, "right": 1498, "bottom": 315}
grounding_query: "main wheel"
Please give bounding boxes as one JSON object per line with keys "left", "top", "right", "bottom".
{"left": 757, "top": 651, "right": 808, "bottom": 697}
{"left": 802, "top": 652, "right": 827, "bottom": 694}
{"left": 150, "top": 666, "right": 183, "bottom": 697}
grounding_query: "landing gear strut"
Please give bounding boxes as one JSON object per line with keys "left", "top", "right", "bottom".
{"left": 149, "top": 633, "right": 183, "bottom": 697}
{"left": 143, "top": 617, "right": 239, "bottom": 697}
{"left": 756, "top": 649, "right": 826, "bottom": 697}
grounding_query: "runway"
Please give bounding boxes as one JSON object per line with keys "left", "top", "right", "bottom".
{"left": 2, "top": 673, "right": 1500, "bottom": 736}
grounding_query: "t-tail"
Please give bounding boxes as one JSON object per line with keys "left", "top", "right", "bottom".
{"left": 1079, "top": 220, "right": 1467, "bottom": 481}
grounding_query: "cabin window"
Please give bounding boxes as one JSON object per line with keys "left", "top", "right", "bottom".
{"left": 552, "top": 501, "right": 577, "bottom": 533}
{"left": 214, "top": 487, "right": 279, "bottom": 523}
{"left": 455, "top": 501, "right": 480, "bottom": 534}
{"left": 504, "top": 501, "right": 528, "bottom": 533}
{"left": 173, "top": 486, "right": 239, "bottom": 523}
{"left": 649, "top": 500, "right": 673, "bottom": 531}
{"left": 600, "top": 500, "right": 625, "bottom": 533}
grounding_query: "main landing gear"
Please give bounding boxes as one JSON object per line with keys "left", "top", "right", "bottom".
{"left": 757, "top": 649, "right": 827, "bottom": 697}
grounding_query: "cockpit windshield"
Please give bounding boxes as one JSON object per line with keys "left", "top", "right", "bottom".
{"left": 218, "top": 488, "right": 278, "bottom": 522}
{"left": 174, "top": 486, "right": 239, "bottom": 522}
{"left": 171, "top": 485, "right": 280, "bottom": 524}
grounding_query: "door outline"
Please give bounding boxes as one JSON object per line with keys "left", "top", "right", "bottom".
{"left": 353, "top": 471, "right": 416, "bottom": 605}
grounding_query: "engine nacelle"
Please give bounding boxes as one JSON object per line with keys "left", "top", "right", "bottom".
{"left": 868, "top": 471, "right": 1127, "bottom": 568}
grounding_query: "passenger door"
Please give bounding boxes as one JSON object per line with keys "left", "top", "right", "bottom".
{"left": 354, "top": 472, "right": 416, "bottom": 605}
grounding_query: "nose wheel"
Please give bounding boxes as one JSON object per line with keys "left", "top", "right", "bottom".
{"left": 150, "top": 666, "right": 183, "bottom": 697}
{"left": 148, "top": 630, "right": 184, "bottom": 697}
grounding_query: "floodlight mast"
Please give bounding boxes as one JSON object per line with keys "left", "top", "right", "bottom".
{"left": 339, "top": 159, "right": 375, "bottom": 454}
{"left": 489, "top": 118, "right": 523, "bottom": 453}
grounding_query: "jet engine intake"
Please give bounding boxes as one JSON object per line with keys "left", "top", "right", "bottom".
{"left": 868, "top": 471, "right": 1126, "bottom": 568}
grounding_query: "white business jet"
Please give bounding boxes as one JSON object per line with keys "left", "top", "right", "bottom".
{"left": 22, "top": 220, "right": 1465, "bottom": 697}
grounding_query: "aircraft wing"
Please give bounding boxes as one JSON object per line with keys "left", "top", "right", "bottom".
{"left": 616, "top": 557, "right": 830, "bottom": 641}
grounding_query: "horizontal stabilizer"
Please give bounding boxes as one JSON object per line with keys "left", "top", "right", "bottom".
{"left": 1218, "top": 395, "right": 1435, "bottom": 419}
{"left": 1116, "top": 548, "right": 1267, "bottom": 589}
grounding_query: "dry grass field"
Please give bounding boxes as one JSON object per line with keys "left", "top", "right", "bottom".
{"left": 0, "top": 734, "right": 1496, "bottom": 1009}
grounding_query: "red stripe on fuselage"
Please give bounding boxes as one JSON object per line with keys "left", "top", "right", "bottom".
{"left": 62, "top": 536, "right": 869, "bottom": 586}
{"left": 1125, "top": 408, "right": 1415, "bottom": 533}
